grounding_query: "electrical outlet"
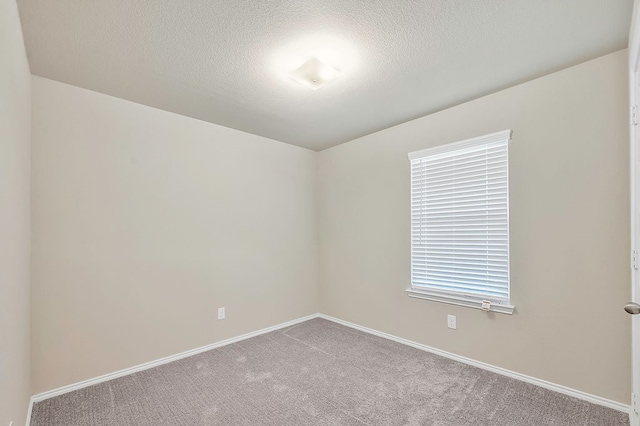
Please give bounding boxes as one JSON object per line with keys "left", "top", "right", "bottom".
{"left": 447, "top": 315, "right": 457, "bottom": 330}
{"left": 217, "top": 307, "right": 225, "bottom": 320}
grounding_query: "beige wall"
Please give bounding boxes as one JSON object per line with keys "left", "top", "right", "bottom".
{"left": 31, "top": 77, "right": 319, "bottom": 393}
{"left": 318, "top": 50, "right": 631, "bottom": 403}
{"left": 0, "top": 0, "right": 32, "bottom": 423}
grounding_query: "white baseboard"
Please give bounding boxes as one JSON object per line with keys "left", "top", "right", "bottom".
{"left": 318, "top": 313, "right": 630, "bottom": 414}
{"left": 27, "top": 313, "right": 320, "bottom": 415}
{"left": 25, "top": 311, "right": 630, "bottom": 426}
{"left": 25, "top": 395, "right": 34, "bottom": 426}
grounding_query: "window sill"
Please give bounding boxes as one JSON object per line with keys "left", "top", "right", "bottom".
{"left": 406, "top": 288, "right": 515, "bottom": 315}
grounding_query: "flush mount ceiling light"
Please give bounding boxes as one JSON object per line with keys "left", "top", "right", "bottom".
{"left": 270, "top": 35, "right": 358, "bottom": 91}
{"left": 289, "top": 57, "right": 340, "bottom": 90}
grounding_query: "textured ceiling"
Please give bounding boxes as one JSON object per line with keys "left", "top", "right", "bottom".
{"left": 18, "top": 0, "right": 633, "bottom": 151}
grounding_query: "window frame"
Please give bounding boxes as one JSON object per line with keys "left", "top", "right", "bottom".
{"left": 406, "top": 130, "right": 515, "bottom": 315}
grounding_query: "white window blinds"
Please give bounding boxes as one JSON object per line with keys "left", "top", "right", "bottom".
{"left": 409, "top": 130, "right": 511, "bottom": 305}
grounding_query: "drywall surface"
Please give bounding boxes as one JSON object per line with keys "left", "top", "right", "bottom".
{"left": 18, "top": 0, "right": 632, "bottom": 150}
{"left": 318, "top": 50, "right": 631, "bottom": 403}
{"left": 31, "top": 77, "right": 318, "bottom": 393}
{"left": 0, "top": 0, "right": 32, "bottom": 423}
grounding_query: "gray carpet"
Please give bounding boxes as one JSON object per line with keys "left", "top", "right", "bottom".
{"left": 31, "top": 318, "right": 628, "bottom": 425}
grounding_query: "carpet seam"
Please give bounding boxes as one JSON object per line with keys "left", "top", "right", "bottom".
{"left": 281, "top": 330, "right": 338, "bottom": 359}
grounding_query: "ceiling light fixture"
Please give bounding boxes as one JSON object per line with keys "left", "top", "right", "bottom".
{"left": 270, "top": 35, "right": 357, "bottom": 91}
{"left": 289, "top": 57, "right": 340, "bottom": 90}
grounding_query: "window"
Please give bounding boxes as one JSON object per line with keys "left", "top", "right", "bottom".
{"left": 407, "top": 130, "right": 514, "bottom": 314}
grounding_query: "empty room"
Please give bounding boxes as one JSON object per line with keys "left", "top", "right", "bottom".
{"left": 2, "top": 0, "right": 640, "bottom": 425}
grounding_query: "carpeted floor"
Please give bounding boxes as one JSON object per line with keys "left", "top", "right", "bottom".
{"left": 31, "top": 318, "right": 629, "bottom": 425}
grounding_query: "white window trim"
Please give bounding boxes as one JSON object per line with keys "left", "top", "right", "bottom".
{"left": 406, "top": 287, "right": 515, "bottom": 314}
{"left": 406, "top": 129, "right": 515, "bottom": 315}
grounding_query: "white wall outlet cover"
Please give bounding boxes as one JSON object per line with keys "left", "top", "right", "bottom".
{"left": 447, "top": 315, "right": 457, "bottom": 330}
{"left": 217, "top": 307, "right": 226, "bottom": 320}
